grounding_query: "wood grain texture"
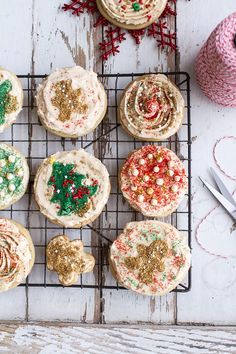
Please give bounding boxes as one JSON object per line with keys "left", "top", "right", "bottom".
{"left": 1, "top": 324, "right": 236, "bottom": 353}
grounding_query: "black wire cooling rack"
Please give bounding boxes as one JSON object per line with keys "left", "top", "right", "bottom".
{"left": 0, "top": 72, "right": 191, "bottom": 292}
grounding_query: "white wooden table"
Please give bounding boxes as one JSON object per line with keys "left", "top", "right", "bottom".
{"left": 1, "top": 0, "right": 236, "bottom": 350}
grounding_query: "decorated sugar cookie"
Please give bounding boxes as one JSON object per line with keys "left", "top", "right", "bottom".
{"left": 97, "top": 0, "right": 168, "bottom": 30}
{"left": 109, "top": 220, "right": 191, "bottom": 296}
{"left": 34, "top": 149, "right": 111, "bottom": 228}
{"left": 120, "top": 145, "right": 187, "bottom": 217}
{"left": 0, "top": 144, "right": 29, "bottom": 210}
{"left": 119, "top": 74, "right": 184, "bottom": 141}
{"left": 47, "top": 235, "right": 95, "bottom": 286}
{"left": 0, "top": 218, "right": 35, "bottom": 292}
{"left": 36, "top": 66, "right": 107, "bottom": 138}
{"left": 0, "top": 68, "right": 23, "bottom": 133}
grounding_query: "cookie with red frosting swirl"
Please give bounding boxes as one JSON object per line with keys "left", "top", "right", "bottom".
{"left": 119, "top": 74, "right": 184, "bottom": 141}
{"left": 0, "top": 218, "right": 35, "bottom": 292}
{"left": 120, "top": 145, "right": 187, "bottom": 217}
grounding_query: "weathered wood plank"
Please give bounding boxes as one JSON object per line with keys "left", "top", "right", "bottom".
{"left": 1, "top": 324, "right": 236, "bottom": 353}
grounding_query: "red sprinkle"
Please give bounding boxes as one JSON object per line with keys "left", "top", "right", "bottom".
{"left": 73, "top": 187, "right": 89, "bottom": 199}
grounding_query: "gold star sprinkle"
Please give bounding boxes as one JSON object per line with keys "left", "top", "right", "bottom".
{"left": 124, "top": 239, "right": 168, "bottom": 284}
{"left": 51, "top": 80, "right": 88, "bottom": 122}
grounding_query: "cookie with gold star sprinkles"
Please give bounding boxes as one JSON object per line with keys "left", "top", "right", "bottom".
{"left": 47, "top": 234, "right": 95, "bottom": 286}
{"left": 0, "top": 144, "right": 29, "bottom": 210}
{"left": 0, "top": 68, "right": 23, "bottom": 133}
{"left": 120, "top": 145, "right": 188, "bottom": 217}
{"left": 34, "top": 149, "right": 111, "bottom": 228}
{"left": 119, "top": 74, "right": 185, "bottom": 141}
{"left": 36, "top": 66, "right": 107, "bottom": 138}
{"left": 109, "top": 220, "right": 191, "bottom": 295}
{"left": 97, "top": 0, "right": 168, "bottom": 30}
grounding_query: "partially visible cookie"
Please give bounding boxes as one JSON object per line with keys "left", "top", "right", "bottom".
{"left": 46, "top": 235, "right": 95, "bottom": 286}
{"left": 97, "top": 0, "right": 168, "bottom": 30}
{"left": 0, "top": 218, "right": 35, "bottom": 292}
{"left": 120, "top": 145, "right": 187, "bottom": 217}
{"left": 119, "top": 74, "right": 185, "bottom": 141}
{"left": 0, "top": 144, "right": 29, "bottom": 210}
{"left": 34, "top": 149, "right": 111, "bottom": 228}
{"left": 36, "top": 66, "right": 107, "bottom": 138}
{"left": 109, "top": 220, "right": 191, "bottom": 296}
{"left": 0, "top": 68, "right": 23, "bottom": 133}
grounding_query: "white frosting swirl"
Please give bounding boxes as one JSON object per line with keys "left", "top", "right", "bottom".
{"left": 120, "top": 74, "right": 184, "bottom": 140}
{"left": 99, "top": 0, "right": 167, "bottom": 27}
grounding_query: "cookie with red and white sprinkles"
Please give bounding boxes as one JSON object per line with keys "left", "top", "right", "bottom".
{"left": 120, "top": 145, "right": 187, "bottom": 217}
{"left": 109, "top": 220, "right": 191, "bottom": 296}
{"left": 119, "top": 74, "right": 185, "bottom": 141}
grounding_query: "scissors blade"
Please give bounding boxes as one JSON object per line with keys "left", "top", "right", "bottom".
{"left": 200, "top": 177, "right": 236, "bottom": 221}
{"left": 210, "top": 167, "right": 236, "bottom": 207}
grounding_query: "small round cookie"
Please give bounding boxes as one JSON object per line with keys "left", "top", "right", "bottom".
{"left": 0, "top": 68, "right": 23, "bottom": 133}
{"left": 0, "top": 218, "right": 35, "bottom": 292}
{"left": 119, "top": 74, "right": 185, "bottom": 141}
{"left": 47, "top": 235, "right": 95, "bottom": 286}
{"left": 97, "top": 0, "right": 168, "bottom": 30}
{"left": 0, "top": 144, "right": 29, "bottom": 210}
{"left": 36, "top": 66, "right": 107, "bottom": 138}
{"left": 109, "top": 220, "right": 191, "bottom": 296}
{"left": 34, "top": 149, "right": 111, "bottom": 228}
{"left": 120, "top": 145, "right": 187, "bottom": 217}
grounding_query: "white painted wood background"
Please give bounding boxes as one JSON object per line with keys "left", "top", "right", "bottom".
{"left": 0, "top": 0, "right": 236, "bottom": 331}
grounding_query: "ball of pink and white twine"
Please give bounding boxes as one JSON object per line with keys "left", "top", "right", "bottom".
{"left": 195, "top": 12, "right": 236, "bottom": 107}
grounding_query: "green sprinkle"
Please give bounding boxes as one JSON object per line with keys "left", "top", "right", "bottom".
{"left": 132, "top": 3, "right": 141, "bottom": 11}
{"left": 48, "top": 161, "right": 98, "bottom": 217}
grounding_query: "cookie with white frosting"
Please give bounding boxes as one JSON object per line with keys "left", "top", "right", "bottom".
{"left": 0, "top": 218, "right": 35, "bottom": 292}
{"left": 110, "top": 220, "right": 191, "bottom": 296}
{"left": 0, "top": 68, "right": 23, "bottom": 133}
{"left": 120, "top": 145, "right": 187, "bottom": 217}
{"left": 0, "top": 144, "right": 29, "bottom": 210}
{"left": 119, "top": 74, "right": 184, "bottom": 141}
{"left": 36, "top": 66, "right": 107, "bottom": 138}
{"left": 97, "top": 0, "right": 167, "bottom": 30}
{"left": 34, "top": 149, "right": 111, "bottom": 228}
{"left": 47, "top": 234, "right": 95, "bottom": 286}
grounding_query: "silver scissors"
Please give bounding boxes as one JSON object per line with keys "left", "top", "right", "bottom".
{"left": 199, "top": 168, "right": 236, "bottom": 222}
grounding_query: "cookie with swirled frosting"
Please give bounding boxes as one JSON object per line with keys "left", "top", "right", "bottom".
{"left": 47, "top": 235, "right": 95, "bottom": 286}
{"left": 34, "top": 149, "right": 111, "bottom": 228}
{"left": 120, "top": 145, "right": 187, "bottom": 217}
{"left": 109, "top": 220, "right": 191, "bottom": 296}
{"left": 0, "top": 68, "right": 23, "bottom": 133}
{"left": 119, "top": 74, "right": 184, "bottom": 141}
{"left": 97, "top": 0, "right": 167, "bottom": 30}
{"left": 36, "top": 66, "right": 107, "bottom": 138}
{"left": 0, "top": 144, "right": 29, "bottom": 210}
{"left": 0, "top": 218, "right": 35, "bottom": 292}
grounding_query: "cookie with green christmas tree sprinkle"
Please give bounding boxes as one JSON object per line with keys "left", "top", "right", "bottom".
{"left": 34, "top": 149, "right": 111, "bottom": 228}
{"left": 0, "top": 68, "right": 23, "bottom": 133}
{"left": 0, "top": 144, "right": 29, "bottom": 209}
